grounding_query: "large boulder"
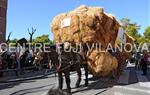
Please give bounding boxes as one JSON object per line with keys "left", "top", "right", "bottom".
{"left": 51, "top": 5, "right": 133, "bottom": 77}
{"left": 51, "top": 5, "right": 120, "bottom": 48}
{"left": 87, "top": 49, "right": 118, "bottom": 76}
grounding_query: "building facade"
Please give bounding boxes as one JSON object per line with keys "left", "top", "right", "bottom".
{"left": 0, "top": 0, "right": 7, "bottom": 43}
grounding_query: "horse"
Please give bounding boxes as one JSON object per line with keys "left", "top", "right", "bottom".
{"left": 33, "top": 51, "right": 49, "bottom": 70}
{"left": 48, "top": 44, "right": 89, "bottom": 93}
{"left": 32, "top": 44, "right": 89, "bottom": 93}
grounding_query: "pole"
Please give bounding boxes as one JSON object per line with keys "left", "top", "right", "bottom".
{"left": 57, "top": 31, "right": 62, "bottom": 70}
{"left": 16, "top": 46, "right": 21, "bottom": 75}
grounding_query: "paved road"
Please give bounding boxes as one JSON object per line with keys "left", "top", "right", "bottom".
{"left": 100, "top": 64, "right": 150, "bottom": 95}
{"left": 0, "top": 64, "right": 150, "bottom": 95}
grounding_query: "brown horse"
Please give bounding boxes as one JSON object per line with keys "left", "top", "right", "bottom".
{"left": 48, "top": 45, "right": 88, "bottom": 93}
{"left": 32, "top": 44, "right": 89, "bottom": 93}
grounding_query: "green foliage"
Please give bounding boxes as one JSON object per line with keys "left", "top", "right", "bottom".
{"left": 120, "top": 19, "right": 150, "bottom": 46}
{"left": 136, "top": 36, "right": 148, "bottom": 45}
{"left": 8, "top": 34, "right": 54, "bottom": 46}
{"left": 9, "top": 38, "right": 18, "bottom": 43}
{"left": 120, "top": 18, "right": 141, "bottom": 44}
{"left": 33, "top": 34, "right": 54, "bottom": 44}
{"left": 138, "top": 26, "right": 150, "bottom": 45}
{"left": 33, "top": 35, "right": 49, "bottom": 43}
{"left": 120, "top": 18, "right": 141, "bottom": 37}
{"left": 50, "top": 40, "right": 56, "bottom": 45}
{"left": 144, "top": 26, "right": 150, "bottom": 40}
{"left": 125, "top": 24, "right": 141, "bottom": 38}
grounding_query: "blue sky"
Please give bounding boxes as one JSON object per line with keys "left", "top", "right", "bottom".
{"left": 7, "top": 0, "right": 150, "bottom": 40}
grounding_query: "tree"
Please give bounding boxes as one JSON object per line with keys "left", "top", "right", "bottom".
{"left": 136, "top": 36, "right": 148, "bottom": 44}
{"left": 28, "top": 27, "right": 36, "bottom": 43}
{"left": 6, "top": 32, "right": 12, "bottom": 43}
{"left": 9, "top": 38, "right": 18, "bottom": 43}
{"left": 144, "top": 26, "right": 150, "bottom": 40}
{"left": 33, "top": 34, "right": 51, "bottom": 43}
{"left": 120, "top": 18, "right": 141, "bottom": 44}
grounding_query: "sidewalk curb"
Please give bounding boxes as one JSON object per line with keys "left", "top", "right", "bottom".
{"left": 0, "top": 71, "right": 55, "bottom": 83}
{"left": 0, "top": 75, "right": 46, "bottom": 83}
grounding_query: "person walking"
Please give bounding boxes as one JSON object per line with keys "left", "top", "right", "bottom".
{"left": 135, "top": 52, "right": 141, "bottom": 70}
{"left": 141, "top": 53, "right": 148, "bottom": 75}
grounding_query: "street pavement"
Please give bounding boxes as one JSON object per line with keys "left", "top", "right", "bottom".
{"left": 0, "top": 63, "right": 150, "bottom": 95}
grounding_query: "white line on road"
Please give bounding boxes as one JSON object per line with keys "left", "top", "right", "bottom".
{"left": 136, "top": 71, "right": 150, "bottom": 88}
{"left": 117, "top": 70, "right": 130, "bottom": 84}
{"left": 114, "top": 86, "right": 150, "bottom": 94}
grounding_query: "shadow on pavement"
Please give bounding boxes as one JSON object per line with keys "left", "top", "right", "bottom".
{"left": 71, "top": 76, "right": 116, "bottom": 94}
{"left": 0, "top": 70, "right": 57, "bottom": 90}
{"left": 71, "top": 66, "right": 150, "bottom": 95}
{"left": 9, "top": 84, "right": 55, "bottom": 95}
{"left": 0, "top": 80, "right": 36, "bottom": 90}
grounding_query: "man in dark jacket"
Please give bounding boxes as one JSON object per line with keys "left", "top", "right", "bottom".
{"left": 141, "top": 53, "right": 148, "bottom": 75}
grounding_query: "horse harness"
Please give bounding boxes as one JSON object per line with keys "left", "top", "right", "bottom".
{"left": 56, "top": 51, "right": 81, "bottom": 72}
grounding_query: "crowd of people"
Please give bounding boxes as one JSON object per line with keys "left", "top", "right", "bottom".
{"left": 0, "top": 47, "right": 50, "bottom": 77}
{"left": 133, "top": 52, "right": 150, "bottom": 75}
